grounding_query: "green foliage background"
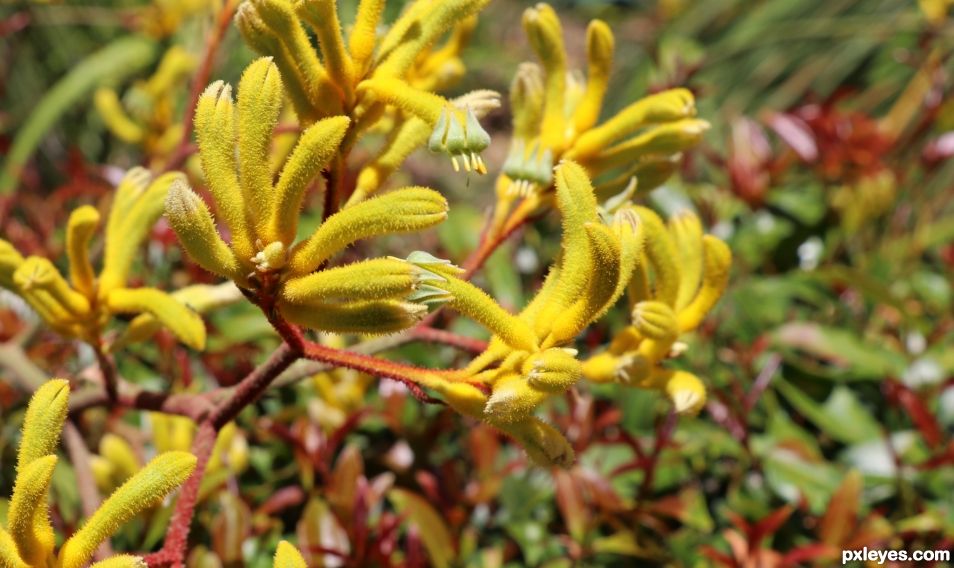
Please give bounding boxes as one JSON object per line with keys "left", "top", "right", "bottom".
{"left": 1, "top": 0, "right": 952, "bottom": 566}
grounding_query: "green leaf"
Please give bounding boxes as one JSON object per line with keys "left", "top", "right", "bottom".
{"left": 773, "top": 322, "right": 907, "bottom": 381}
{"left": 775, "top": 379, "right": 881, "bottom": 444}
{"left": 0, "top": 36, "right": 158, "bottom": 194}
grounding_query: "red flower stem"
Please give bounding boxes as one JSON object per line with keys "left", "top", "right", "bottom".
{"left": 143, "top": 421, "right": 216, "bottom": 568}
{"left": 210, "top": 342, "right": 299, "bottom": 429}
{"left": 410, "top": 326, "right": 488, "bottom": 353}
{"left": 93, "top": 342, "right": 118, "bottom": 402}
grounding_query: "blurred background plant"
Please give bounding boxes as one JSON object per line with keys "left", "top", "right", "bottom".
{"left": 1, "top": 0, "right": 952, "bottom": 566}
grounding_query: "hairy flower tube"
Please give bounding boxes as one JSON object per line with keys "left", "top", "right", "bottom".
{"left": 0, "top": 168, "right": 207, "bottom": 350}
{"left": 166, "top": 57, "right": 450, "bottom": 334}
{"left": 272, "top": 540, "right": 307, "bottom": 568}
{"left": 581, "top": 208, "right": 732, "bottom": 415}
{"left": 0, "top": 380, "right": 196, "bottom": 568}
{"left": 490, "top": 3, "right": 707, "bottom": 237}
{"left": 95, "top": 47, "right": 196, "bottom": 165}
{"left": 399, "top": 161, "right": 643, "bottom": 467}
{"left": 235, "top": 0, "right": 489, "bottom": 121}
{"left": 235, "top": 0, "right": 502, "bottom": 201}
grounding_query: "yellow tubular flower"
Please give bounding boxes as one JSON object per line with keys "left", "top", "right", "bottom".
{"left": 98, "top": 434, "right": 141, "bottom": 483}
{"left": 349, "top": 0, "right": 385, "bottom": 75}
{"left": 268, "top": 115, "right": 351, "bottom": 244}
{"left": 280, "top": 258, "right": 417, "bottom": 304}
{"left": 522, "top": 3, "right": 567, "bottom": 151}
{"left": 286, "top": 187, "right": 448, "bottom": 276}
{"left": 66, "top": 205, "right": 100, "bottom": 297}
{"left": 571, "top": 20, "right": 614, "bottom": 136}
{"left": 16, "top": 379, "right": 69, "bottom": 469}
{"left": 373, "top": 0, "right": 489, "bottom": 80}
{"left": 94, "top": 88, "right": 146, "bottom": 143}
{"left": 677, "top": 235, "right": 732, "bottom": 333}
{"left": 89, "top": 556, "right": 148, "bottom": 568}
{"left": 101, "top": 170, "right": 183, "bottom": 293}
{"left": 112, "top": 283, "right": 241, "bottom": 351}
{"left": 165, "top": 180, "right": 241, "bottom": 280}
{"left": 8, "top": 456, "right": 57, "bottom": 565}
{"left": 579, "top": 208, "right": 730, "bottom": 414}
{"left": 237, "top": 58, "right": 284, "bottom": 224}
{"left": 194, "top": 81, "right": 255, "bottom": 262}
{"left": 58, "top": 452, "right": 197, "bottom": 568}
{"left": 0, "top": 528, "right": 28, "bottom": 568}
{"left": 280, "top": 299, "right": 428, "bottom": 334}
{"left": 2, "top": 380, "right": 196, "bottom": 568}
{"left": 273, "top": 540, "right": 307, "bottom": 568}
{"left": 297, "top": 0, "right": 355, "bottom": 101}
{"left": 106, "top": 288, "right": 206, "bottom": 350}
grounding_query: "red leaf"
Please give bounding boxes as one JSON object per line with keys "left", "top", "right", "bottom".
{"left": 766, "top": 112, "right": 818, "bottom": 162}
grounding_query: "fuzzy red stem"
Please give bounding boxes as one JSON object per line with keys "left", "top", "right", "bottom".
{"left": 143, "top": 421, "right": 216, "bottom": 568}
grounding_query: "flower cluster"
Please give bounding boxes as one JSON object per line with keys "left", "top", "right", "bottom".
{"left": 166, "top": 57, "right": 451, "bottom": 334}
{"left": 397, "top": 161, "right": 640, "bottom": 466}
{"left": 492, "top": 4, "right": 708, "bottom": 226}
{"left": 0, "top": 380, "right": 196, "bottom": 568}
{"left": 94, "top": 47, "right": 196, "bottom": 166}
{"left": 581, "top": 208, "right": 732, "bottom": 414}
{"left": 0, "top": 169, "right": 206, "bottom": 351}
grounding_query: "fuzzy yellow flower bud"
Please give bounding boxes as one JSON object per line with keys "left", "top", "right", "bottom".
{"left": 585, "top": 118, "right": 710, "bottom": 173}
{"left": 297, "top": 0, "right": 354, "bottom": 99}
{"left": 99, "top": 433, "right": 140, "bottom": 483}
{"left": 165, "top": 180, "right": 240, "bottom": 280}
{"left": 8, "top": 455, "right": 57, "bottom": 565}
{"left": 14, "top": 257, "right": 90, "bottom": 317}
{"left": 288, "top": 187, "right": 448, "bottom": 276}
{"left": 268, "top": 115, "right": 351, "bottom": 244}
{"left": 0, "top": 528, "right": 29, "bottom": 568}
{"left": 0, "top": 239, "right": 25, "bottom": 289}
{"left": 523, "top": 3, "right": 567, "bottom": 150}
{"left": 237, "top": 57, "right": 284, "bottom": 223}
{"left": 484, "top": 373, "right": 546, "bottom": 425}
{"left": 58, "top": 451, "right": 197, "bottom": 568}
{"left": 523, "top": 348, "right": 581, "bottom": 392}
{"left": 101, "top": 171, "right": 183, "bottom": 293}
{"left": 656, "top": 369, "right": 706, "bottom": 415}
{"left": 572, "top": 19, "right": 614, "bottom": 135}
{"left": 281, "top": 258, "right": 417, "bottom": 305}
{"left": 501, "top": 418, "right": 574, "bottom": 468}
{"left": 106, "top": 287, "right": 206, "bottom": 350}
{"left": 66, "top": 205, "right": 100, "bottom": 297}
{"left": 567, "top": 88, "right": 697, "bottom": 160}
{"left": 17, "top": 379, "right": 69, "bottom": 470}
{"left": 273, "top": 540, "right": 307, "bottom": 568}
{"left": 279, "top": 299, "right": 428, "bottom": 334}
{"left": 349, "top": 0, "right": 385, "bottom": 75}
{"left": 677, "top": 235, "right": 731, "bottom": 333}
{"left": 194, "top": 81, "right": 254, "bottom": 262}
{"left": 89, "top": 555, "right": 147, "bottom": 568}
{"left": 669, "top": 210, "right": 705, "bottom": 311}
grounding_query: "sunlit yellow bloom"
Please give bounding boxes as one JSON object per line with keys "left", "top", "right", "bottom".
{"left": 0, "top": 169, "right": 207, "bottom": 350}
{"left": 491, "top": 3, "right": 707, "bottom": 235}
{"left": 95, "top": 47, "right": 196, "bottom": 166}
{"left": 0, "top": 380, "right": 195, "bottom": 568}
{"left": 581, "top": 208, "right": 731, "bottom": 415}
{"left": 167, "top": 57, "right": 453, "bottom": 335}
